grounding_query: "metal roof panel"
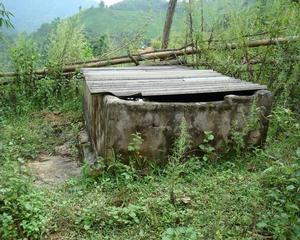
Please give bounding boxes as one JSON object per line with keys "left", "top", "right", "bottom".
{"left": 82, "top": 66, "right": 267, "bottom": 97}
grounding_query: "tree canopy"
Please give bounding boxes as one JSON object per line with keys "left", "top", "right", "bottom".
{"left": 0, "top": 2, "right": 13, "bottom": 29}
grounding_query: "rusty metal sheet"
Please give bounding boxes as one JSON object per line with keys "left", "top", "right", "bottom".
{"left": 82, "top": 66, "right": 267, "bottom": 97}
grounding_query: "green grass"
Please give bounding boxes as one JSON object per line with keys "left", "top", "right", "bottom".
{"left": 0, "top": 102, "right": 299, "bottom": 239}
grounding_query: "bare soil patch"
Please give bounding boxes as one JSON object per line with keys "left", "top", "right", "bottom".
{"left": 28, "top": 111, "right": 82, "bottom": 185}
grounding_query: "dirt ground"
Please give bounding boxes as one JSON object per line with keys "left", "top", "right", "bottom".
{"left": 28, "top": 111, "right": 82, "bottom": 185}
{"left": 28, "top": 150, "right": 81, "bottom": 186}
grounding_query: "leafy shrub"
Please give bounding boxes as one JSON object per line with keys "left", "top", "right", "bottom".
{"left": 258, "top": 163, "right": 300, "bottom": 239}
{"left": 90, "top": 34, "right": 110, "bottom": 57}
{"left": 74, "top": 192, "right": 145, "bottom": 233}
{"left": 75, "top": 200, "right": 106, "bottom": 233}
{"left": 252, "top": 106, "right": 300, "bottom": 239}
{"left": 0, "top": 163, "right": 51, "bottom": 239}
{"left": 34, "top": 77, "right": 57, "bottom": 107}
{"left": 47, "top": 15, "right": 92, "bottom": 77}
{"left": 128, "top": 132, "right": 146, "bottom": 169}
{"left": 169, "top": 119, "right": 191, "bottom": 164}
{"left": 269, "top": 106, "right": 300, "bottom": 138}
{"left": 162, "top": 227, "right": 198, "bottom": 240}
{"left": 9, "top": 34, "right": 39, "bottom": 96}
{"left": 199, "top": 131, "right": 215, "bottom": 161}
{"left": 107, "top": 204, "right": 145, "bottom": 226}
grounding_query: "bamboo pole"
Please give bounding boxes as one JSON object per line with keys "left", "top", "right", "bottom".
{"left": 0, "top": 36, "right": 298, "bottom": 78}
{"left": 224, "top": 36, "right": 299, "bottom": 49}
{"left": 66, "top": 35, "right": 300, "bottom": 66}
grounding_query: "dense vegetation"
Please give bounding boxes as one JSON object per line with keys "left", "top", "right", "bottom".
{"left": 0, "top": 0, "right": 299, "bottom": 239}
{"left": 34, "top": 0, "right": 184, "bottom": 50}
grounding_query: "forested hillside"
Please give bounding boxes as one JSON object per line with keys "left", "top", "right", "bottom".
{"left": 33, "top": 0, "right": 184, "bottom": 47}
{"left": 0, "top": 0, "right": 299, "bottom": 239}
{"left": 2, "top": 0, "right": 96, "bottom": 32}
{"left": 111, "top": 0, "right": 168, "bottom": 10}
{"left": 79, "top": 6, "right": 169, "bottom": 40}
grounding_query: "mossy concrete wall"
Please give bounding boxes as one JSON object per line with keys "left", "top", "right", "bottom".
{"left": 84, "top": 89, "right": 273, "bottom": 163}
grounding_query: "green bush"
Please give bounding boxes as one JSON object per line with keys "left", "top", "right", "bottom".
{"left": 8, "top": 34, "right": 39, "bottom": 101}
{"left": 258, "top": 163, "right": 300, "bottom": 239}
{"left": 34, "top": 77, "right": 57, "bottom": 107}
{"left": 162, "top": 227, "right": 198, "bottom": 240}
{"left": 0, "top": 163, "right": 51, "bottom": 239}
{"left": 47, "top": 15, "right": 93, "bottom": 78}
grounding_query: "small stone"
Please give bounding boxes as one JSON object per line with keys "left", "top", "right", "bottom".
{"left": 180, "top": 196, "right": 192, "bottom": 204}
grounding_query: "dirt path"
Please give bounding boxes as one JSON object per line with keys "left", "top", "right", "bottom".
{"left": 28, "top": 150, "right": 81, "bottom": 186}
{"left": 27, "top": 111, "right": 82, "bottom": 185}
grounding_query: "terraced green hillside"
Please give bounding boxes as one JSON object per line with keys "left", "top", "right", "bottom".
{"left": 33, "top": 0, "right": 186, "bottom": 47}
{"left": 80, "top": 7, "right": 184, "bottom": 40}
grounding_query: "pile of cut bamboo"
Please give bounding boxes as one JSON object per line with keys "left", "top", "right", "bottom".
{"left": 0, "top": 36, "right": 298, "bottom": 79}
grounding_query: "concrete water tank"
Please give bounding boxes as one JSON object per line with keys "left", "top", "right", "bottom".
{"left": 82, "top": 66, "right": 273, "bottom": 163}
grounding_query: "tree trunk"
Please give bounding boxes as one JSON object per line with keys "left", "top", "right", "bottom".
{"left": 161, "top": 0, "right": 178, "bottom": 49}
{"left": 201, "top": 0, "right": 204, "bottom": 33}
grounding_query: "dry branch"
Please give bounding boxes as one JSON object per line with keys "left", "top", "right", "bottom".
{"left": 0, "top": 36, "right": 298, "bottom": 78}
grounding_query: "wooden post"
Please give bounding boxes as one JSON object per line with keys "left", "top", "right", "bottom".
{"left": 188, "top": 0, "right": 194, "bottom": 41}
{"left": 187, "top": 0, "right": 195, "bottom": 64}
{"left": 161, "top": 0, "right": 178, "bottom": 49}
{"left": 201, "top": 0, "right": 204, "bottom": 33}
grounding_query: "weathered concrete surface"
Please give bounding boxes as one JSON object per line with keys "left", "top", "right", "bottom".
{"left": 84, "top": 90, "right": 273, "bottom": 163}
{"left": 77, "top": 130, "right": 97, "bottom": 166}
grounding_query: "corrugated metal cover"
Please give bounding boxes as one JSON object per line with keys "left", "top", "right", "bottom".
{"left": 81, "top": 66, "right": 267, "bottom": 97}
